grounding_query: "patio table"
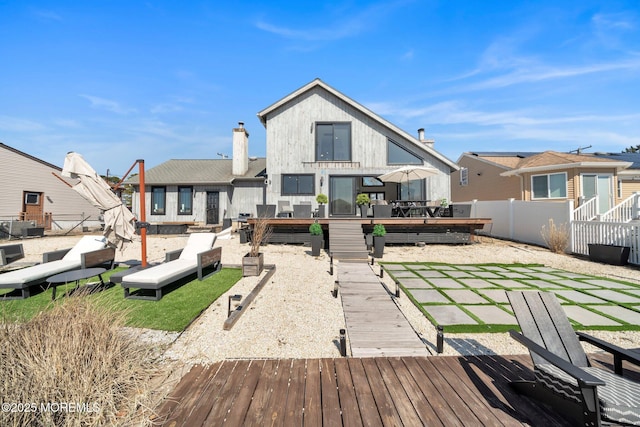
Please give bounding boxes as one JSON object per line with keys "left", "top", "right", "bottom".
{"left": 46, "top": 267, "right": 106, "bottom": 300}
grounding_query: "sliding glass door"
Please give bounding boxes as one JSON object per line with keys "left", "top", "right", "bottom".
{"left": 330, "top": 176, "right": 356, "bottom": 216}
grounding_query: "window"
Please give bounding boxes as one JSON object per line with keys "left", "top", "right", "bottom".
{"left": 459, "top": 168, "right": 468, "bottom": 186}
{"left": 400, "top": 179, "right": 424, "bottom": 200}
{"left": 316, "top": 123, "right": 351, "bottom": 161}
{"left": 178, "top": 186, "right": 193, "bottom": 215}
{"left": 387, "top": 139, "right": 423, "bottom": 165}
{"left": 531, "top": 173, "right": 567, "bottom": 199}
{"left": 24, "top": 192, "right": 40, "bottom": 205}
{"left": 151, "top": 186, "right": 166, "bottom": 215}
{"left": 362, "top": 176, "right": 384, "bottom": 187}
{"left": 282, "top": 174, "right": 315, "bottom": 195}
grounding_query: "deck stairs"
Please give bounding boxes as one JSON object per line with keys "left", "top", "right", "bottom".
{"left": 329, "top": 221, "right": 369, "bottom": 260}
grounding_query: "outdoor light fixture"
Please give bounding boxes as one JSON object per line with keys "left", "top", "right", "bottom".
{"left": 379, "top": 265, "right": 384, "bottom": 278}
{"left": 227, "top": 294, "right": 242, "bottom": 318}
{"left": 339, "top": 329, "right": 347, "bottom": 357}
{"left": 437, "top": 325, "right": 444, "bottom": 354}
{"left": 333, "top": 281, "right": 339, "bottom": 298}
{"left": 395, "top": 279, "right": 400, "bottom": 298}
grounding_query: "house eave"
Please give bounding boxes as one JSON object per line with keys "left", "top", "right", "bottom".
{"left": 500, "top": 161, "right": 633, "bottom": 177}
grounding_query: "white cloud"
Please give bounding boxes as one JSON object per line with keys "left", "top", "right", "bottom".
{"left": 0, "top": 115, "right": 46, "bottom": 132}
{"left": 79, "top": 95, "right": 137, "bottom": 115}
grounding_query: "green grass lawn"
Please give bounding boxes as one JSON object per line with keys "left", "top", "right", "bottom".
{"left": 382, "top": 262, "right": 640, "bottom": 334}
{"left": 0, "top": 267, "right": 242, "bottom": 331}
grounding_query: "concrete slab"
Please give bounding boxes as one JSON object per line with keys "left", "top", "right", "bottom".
{"left": 477, "top": 290, "right": 510, "bottom": 304}
{"left": 555, "top": 279, "right": 600, "bottom": 289}
{"left": 554, "top": 290, "right": 608, "bottom": 304}
{"left": 446, "top": 270, "right": 474, "bottom": 278}
{"left": 562, "top": 306, "right": 621, "bottom": 326}
{"left": 584, "top": 279, "right": 637, "bottom": 289}
{"left": 384, "top": 264, "right": 407, "bottom": 271}
{"left": 587, "top": 290, "right": 640, "bottom": 304}
{"left": 426, "top": 305, "right": 478, "bottom": 326}
{"left": 522, "top": 280, "right": 561, "bottom": 289}
{"left": 474, "top": 271, "right": 503, "bottom": 279}
{"left": 591, "top": 305, "right": 640, "bottom": 325}
{"left": 432, "top": 265, "right": 457, "bottom": 270}
{"left": 556, "top": 272, "right": 593, "bottom": 279}
{"left": 491, "top": 279, "right": 533, "bottom": 289}
{"left": 499, "top": 272, "right": 532, "bottom": 279}
{"left": 530, "top": 273, "right": 562, "bottom": 280}
{"left": 410, "top": 289, "right": 450, "bottom": 303}
{"left": 399, "top": 278, "right": 432, "bottom": 289}
{"left": 626, "top": 290, "right": 640, "bottom": 297}
{"left": 459, "top": 279, "right": 496, "bottom": 289}
{"left": 441, "top": 290, "right": 489, "bottom": 304}
{"left": 428, "top": 278, "right": 465, "bottom": 288}
{"left": 509, "top": 267, "right": 538, "bottom": 273}
{"left": 392, "top": 270, "right": 419, "bottom": 278}
{"left": 417, "top": 270, "right": 447, "bottom": 278}
{"left": 481, "top": 266, "right": 509, "bottom": 272}
{"left": 454, "top": 265, "right": 482, "bottom": 271}
{"left": 465, "top": 305, "right": 516, "bottom": 325}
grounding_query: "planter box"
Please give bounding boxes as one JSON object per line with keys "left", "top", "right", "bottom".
{"left": 588, "top": 244, "right": 630, "bottom": 266}
{"left": 242, "top": 252, "right": 264, "bottom": 276}
{"left": 373, "top": 236, "right": 385, "bottom": 258}
{"left": 310, "top": 235, "right": 324, "bottom": 256}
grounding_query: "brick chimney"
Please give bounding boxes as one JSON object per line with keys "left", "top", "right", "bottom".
{"left": 232, "top": 121, "right": 249, "bottom": 176}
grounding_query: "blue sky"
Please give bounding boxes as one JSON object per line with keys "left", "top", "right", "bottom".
{"left": 1, "top": 1, "right": 639, "bottom": 176}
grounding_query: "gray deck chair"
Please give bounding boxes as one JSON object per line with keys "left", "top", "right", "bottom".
{"left": 507, "top": 291, "right": 640, "bottom": 426}
{"left": 277, "top": 200, "right": 293, "bottom": 217}
{"left": 293, "top": 204, "right": 312, "bottom": 218}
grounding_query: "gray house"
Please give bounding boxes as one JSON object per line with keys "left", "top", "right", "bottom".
{"left": 258, "top": 79, "right": 458, "bottom": 216}
{"left": 0, "top": 142, "right": 102, "bottom": 234}
{"left": 128, "top": 79, "right": 458, "bottom": 226}
{"left": 128, "top": 124, "right": 266, "bottom": 226}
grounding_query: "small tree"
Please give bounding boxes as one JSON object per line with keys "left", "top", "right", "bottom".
{"left": 309, "top": 222, "right": 322, "bottom": 236}
{"left": 372, "top": 224, "right": 386, "bottom": 236}
{"left": 249, "top": 215, "right": 272, "bottom": 257}
{"left": 316, "top": 193, "right": 328, "bottom": 205}
{"left": 356, "top": 193, "right": 370, "bottom": 205}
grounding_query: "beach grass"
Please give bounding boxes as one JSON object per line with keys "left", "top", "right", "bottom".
{"left": 0, "top": 267, "right": 242, "bottom": 331}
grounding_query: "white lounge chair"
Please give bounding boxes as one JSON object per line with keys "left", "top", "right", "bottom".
{"left": 0, "top": 236, "right": 114, "bottom": 299}
{"left": 121, "top": 232, "right": 221, "bottom": 301}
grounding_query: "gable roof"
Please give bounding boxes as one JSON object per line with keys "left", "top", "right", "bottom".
{"left": 500, "top": 151, "right": 632, "bottom": 176}
{"left": 1, "top": 142, "right": 62, "bottom": 171}
{"left": 257, "top": 78, "right": 459, "bottom": 171}
{"left": 127, "top": 158, "right": 266, "bottom": 185}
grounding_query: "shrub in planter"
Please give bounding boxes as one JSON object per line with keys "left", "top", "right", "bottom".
{"left": 372, "top": 224, "right": 386, "bottom": 258}
{"left": 356, "top": 193, "right": 370, "bottom": 217}
{"left": 243, "top": 216, "right": 272, "bottom": 276}
{"left": 316, "top": 193, "right": 328, "bottom": 218}
{"left": 309, "top": 222, "right": 324, "bottom": 256}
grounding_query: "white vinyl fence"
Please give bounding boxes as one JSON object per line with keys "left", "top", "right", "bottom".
{"left": 466, "top": 198, "right": 639, "bottom": 265}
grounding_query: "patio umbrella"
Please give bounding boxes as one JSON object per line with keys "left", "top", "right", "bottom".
{"left": 378, "top": 165, "right": 439, "bottom": 183}
{"left": 62, "top": 152, "right": 136, "bottom": 249}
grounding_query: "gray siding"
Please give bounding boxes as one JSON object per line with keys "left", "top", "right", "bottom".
{"left": 265, "top": 86, "right": 451, "bottom": 204}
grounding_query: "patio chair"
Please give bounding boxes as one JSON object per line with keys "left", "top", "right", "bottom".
{"left": 0, "top": 236, "right": 114, "bottom": 299}
{"left": 507, "top": 291, "right": 640, "bottom": 426}
{"left": 293, "top": 204, "right": 312, "bottom": 218}
{"left": 121, "top": 232, "right": 221, "bottom": 301}
{"left": 256, "top": 204, "right": 276, "bottom": 218}
{"left": 277, "top": 200, "right": 293, "bottom": 217}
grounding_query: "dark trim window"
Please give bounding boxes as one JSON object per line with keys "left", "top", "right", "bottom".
{"left": 282, "top": 174, "right": 315, "bottom": 195}
{"left": 316, "top": 122, "right": 351, "bottom": 161}
{"left": 387, "top": 139, "right": 423, "bottom": 165}
{"left": 362, "top": 176, "right": 384, "bottom": 187}
{"left": 24, "top": 192, "right": 41, "bottom": 205}
{"left": 532, "top": 172, "right": 567, "bottom": 199}
{"left": 178, "top": 186, "right": 193, "bottom": 215}
{"left": 459, "top": 168, "right": 468, "bottom": 186}
{"left": 151, "top": 186, "right": 166, "bottom": 215}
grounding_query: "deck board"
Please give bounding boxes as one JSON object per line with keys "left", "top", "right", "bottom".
{"left": 154, "top": 353, "right": 638, "bottom": 426}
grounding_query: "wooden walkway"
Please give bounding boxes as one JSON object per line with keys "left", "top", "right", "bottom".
{"left": 156, "top": 352, "right": 640, "bottom": 426}
{"left": 337, "top": 262, "right": 429, "bottom": 357}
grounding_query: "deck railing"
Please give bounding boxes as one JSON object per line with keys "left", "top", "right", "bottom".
{"left": 573, "top": 197, "right": 598, "bottom": 221}
{"left": 599, "top": 192, "right": 640, "bottom": 222}
{"left": 572, "top": 220, "right": 640, "bottom": 265}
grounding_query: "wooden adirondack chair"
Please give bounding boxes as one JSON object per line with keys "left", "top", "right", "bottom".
{"left": 507, "top": 291, "right": 640, "bottom": 426}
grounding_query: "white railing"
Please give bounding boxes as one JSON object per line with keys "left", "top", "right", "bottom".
{"left": 599, "top": 192, "right": 640, "bottom": 222}
{"left": 573, "top": 197, "right": 598, "bottom": 221}
{"left": 572, "top": 220, "right": 640, "bottom": 265}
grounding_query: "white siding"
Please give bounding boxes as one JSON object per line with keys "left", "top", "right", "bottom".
{"left": 0, "top": 146, "right": 102, "bottom": 226}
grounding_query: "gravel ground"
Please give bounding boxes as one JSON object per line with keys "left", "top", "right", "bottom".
{"left": 10, "top": 232, "right": 640, "bottom": 363}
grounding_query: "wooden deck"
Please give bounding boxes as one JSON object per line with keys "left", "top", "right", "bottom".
{"left": 155, "top": 352, "right": 640, "bottom": 426}
{"left": 338, "top": 262, "right": 429, "bottom": 357}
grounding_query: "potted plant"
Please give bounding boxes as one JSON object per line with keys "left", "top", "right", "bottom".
{"left": 356, "top": 193, "right": 370, "bottom": 218}
{"left": 316, "top": 193, "right": 328, "bottom": 218}
{"left": 242, "top": 215, "right": 272, "bottom": 276}
{"left": 309, "top": 222, "right": 323, "bottom": 256}
{"left": 372, "top": 223, "right": 386, "bottom": 258}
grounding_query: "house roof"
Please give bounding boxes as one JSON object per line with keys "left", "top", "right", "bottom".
{"left": 257, "top": 78, "right": 459, "bottom": 172}
{"left": 1, "top": 142, "right": 63, "bottom": 171}
{"left": 126, "top": 158, "right": 267, "bottom": 185}
{"left": 500, "top": 151, "right": 632, "bottom": 176}
{"left": 591, "top": 152, "right": 640, "bottom": 171}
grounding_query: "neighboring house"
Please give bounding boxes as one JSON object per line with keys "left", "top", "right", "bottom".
{"left": 257, "top": 78, "right": 458, "bottom": 216}
{"left": 128, "top": 124, "right": 267, "bottom": 225}
{"left": 452, "top": 151, "right": 637, "bottom": 214}
{"left": 0, "top": 142, "right": 102, "bottom": 232}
